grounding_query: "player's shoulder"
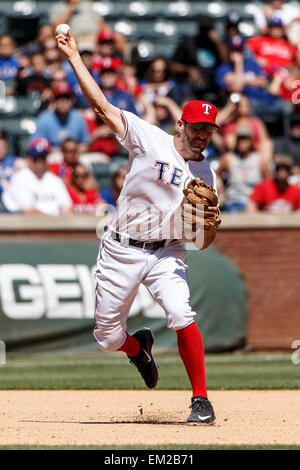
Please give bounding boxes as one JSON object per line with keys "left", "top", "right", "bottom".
{"left": 122, "top": 110, "right": 169, "bottom": 138}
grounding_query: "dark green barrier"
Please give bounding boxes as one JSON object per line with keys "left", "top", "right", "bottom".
{"left": 0, "top": 239, "right": 247, "bottom": 352}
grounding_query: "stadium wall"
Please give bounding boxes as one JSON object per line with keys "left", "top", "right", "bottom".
{"left": 214, "top": 213, "right": 300, "bottom": 350}
{"left": 0, "top": 213, "right": 299, "bottom": 351}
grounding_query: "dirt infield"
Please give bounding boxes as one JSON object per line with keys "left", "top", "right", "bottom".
{"left": 0, "top": 390, "right": 299, "bottom": 446}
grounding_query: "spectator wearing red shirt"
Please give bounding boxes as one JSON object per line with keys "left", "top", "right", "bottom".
{"left": 248, "top": 154, "right": 300, "bottom": 212}
{"left": 48, "top": 137, "right": 79, "bottom": 185}
{"left": 220, "top": 94, "right": 273, "bottom": 161}
{"left": 246, "top": 17, "right": 300, "bottom": 77}
{"left": 83, "top": 108, "right": 118, "bottom": 157}
{"left": 91, "top": 29, "right": 123, "bottom": 75}
{"left": 67, "top": 163, "right": 103, "bottom": 214}
{"left": 268, "top": 65, "right": 300, "bottom": 108}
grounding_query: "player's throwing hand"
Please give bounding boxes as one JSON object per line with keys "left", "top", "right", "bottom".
{"left": 55, "top": 27, "right": 78, "bottom": 59}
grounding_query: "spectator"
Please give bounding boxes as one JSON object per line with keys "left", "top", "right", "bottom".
{"left": 92, "top": 29, "right": 123, "bottom": 75}
{"left": 16, "top": 24, "right": 54, "bottom": 58}
{"left": 170, "top": 15, "right": 228, "bottom": 101}
{"left": 273, "top": 113, "right": 300, "bottom": 166}
{"left": 99, "top": 66, "right": 138, "bottom": 115}
{"left": 66, "top": 43, "right": 100, "bottom": 109}
{"left": 0, "top": 35, "right": 20, "bottom": 95}
{"left": 33, "top": 83, "right": 90, "bottom": 154}
{"left": 268, "top": 65, "right": 300, "bottom": 109}
{"left": 216, "top": 35, "right": 283, "bottom": 120}
{"left": 145, "top": 96, "right": 182, "bottom": 133}
{"left": 253, "top": 0, "right": 300, "bottom": 46}
{"left": 0, "top": 131, "right": 18, "bottom": 196}
{"left": 81, "top": 66, "right": 138, "bottom": 157}
{"left": 248, "top": 154, "right": 300, "bottom": 212}
{"left": 67, "top": 163, "right": 102, "bottom": 214}
{"left": 42, "top": 37, "right": 63, "bottom": 76}
{"left": 2, "top": 138, "right": 72, "bottom": 215}
{"left": 219, "top": 94, "right": 273, "bottom": 160}
{"left": 17, "top": 53, "right": 50, "bottom": 96}
{"left": 49, "top": 137, "right": 99, "bottom": 187}
{"left": 39, "top": 68, "right": 69, "bottom": 112}
{"left": 117, "top": 64, "right": 151, "bottom": 117}
{"left": 100, "top": 166, "right": 127, "bottom": 208}
{"left": 82, "top": 108, "right": 119, "bottom": 157}
{"left": 140, "top": 57, "right": 184, "bottom": 105}
{"left": 246, "top": 17, "right": 300, "bottom": 77}
{"left": 48, "top": 137, "right": 79, "bottom": 184}
{"left": 216, "top": 126, "right": 271, "bottom": 212}
{"left": 117, "top": 64, "right": 142, "bottom": 98}
{"left": 50, "top": 0, "right": 103, "bottom": 43}
{"left": 224, "top": 12, "right": 242, "bottom": 41}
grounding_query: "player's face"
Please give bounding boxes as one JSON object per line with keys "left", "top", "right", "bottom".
{"left": 182, "top": 121, "right": 215, "bottom": 153}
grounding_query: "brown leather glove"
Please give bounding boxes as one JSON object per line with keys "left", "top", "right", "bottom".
{"left": 182, "top": 178, "right": 221, "bottom": 232}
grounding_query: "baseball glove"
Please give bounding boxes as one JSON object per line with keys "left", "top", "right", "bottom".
{"left": 182, "top": 179, "right": 221, "bottom": 232}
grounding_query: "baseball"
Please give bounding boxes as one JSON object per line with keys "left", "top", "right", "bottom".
{"left": 55, "top": 24, "right": 70, "bottom": 36}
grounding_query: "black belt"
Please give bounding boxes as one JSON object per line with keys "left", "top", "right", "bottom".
{"left": 111, "top": 230, "right": 168, "bottom": 251}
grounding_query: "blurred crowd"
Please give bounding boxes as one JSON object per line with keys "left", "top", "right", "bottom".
{"left": 0, "top": 0, "right": 300, "bottom": 216}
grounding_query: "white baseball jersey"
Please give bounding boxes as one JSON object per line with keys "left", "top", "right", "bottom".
{"left": 110, "top": 111, "right": 217, "bottom": 242}
{"left": 93, "top": 111, "right": 218, "bottom": 351}
{"left": 2, "top": 167, "right": 72, "bottom": 215}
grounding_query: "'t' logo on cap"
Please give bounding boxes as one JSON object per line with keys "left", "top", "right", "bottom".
{"left": 202, "top": 104, "right": 212, "bottom": 115}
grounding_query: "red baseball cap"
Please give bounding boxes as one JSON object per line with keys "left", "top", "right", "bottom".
{"left": 97, "top": 29, "right": 115, "bottom": 43}
{"left": 181, "top": 100, "right": 219, "bottom": 128}
{"left": 28, "top": 138, "right": 51, "bottom": 157}
{"left": 52, "top": 83, "right": 73, "bottom": 98}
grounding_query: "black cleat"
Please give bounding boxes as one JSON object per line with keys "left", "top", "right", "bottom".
{"left": 127, "top": 328, "right": 159, "bottom": 389}
{"left": 187, "top": 396, "right": 216, "bottom": 425}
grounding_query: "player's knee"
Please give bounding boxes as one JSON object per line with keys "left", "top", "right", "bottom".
{"left": 93, "top": 326, "right": 124, "bottom": 352}
{"left": 166, "top": 308, "right": 196, "bottom": 331}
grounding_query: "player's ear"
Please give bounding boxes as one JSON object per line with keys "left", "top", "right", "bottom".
{"left": 177, "top": 120, "right": 185, "bottom": 135}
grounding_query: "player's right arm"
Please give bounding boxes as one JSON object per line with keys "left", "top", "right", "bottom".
{"left": 55, "top": 28, "right": 125, "bottom": 138}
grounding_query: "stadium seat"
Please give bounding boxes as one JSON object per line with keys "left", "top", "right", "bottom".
{"left": 6, "top": 12, "right": 42, "bottom": 45}
{"left": 128, "top": 0, "right": 153, "bottom": 18}
{"left": 17, "top": 95, "right": 42, "bottom": 117}
{"left": 0, "top": 117, "right": 36, "bottom": 156}
{"left": 0, "top": 96, "right": 20, "bottom": 118}
{"left": 113, "top": 19, "right": 138, "bottom": 39}
{"left": 91, "top": 162, "right": 113, "bottom": 189}
{"left": 92, "top": 1, "right": 121, "bottom": 19}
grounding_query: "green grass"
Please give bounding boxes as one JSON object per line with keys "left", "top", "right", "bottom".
{"left": 0, "top": 353, "right": 299, "bottom": 390}
{"left": 0, "top": 444, "right": 299, "bottom": 450}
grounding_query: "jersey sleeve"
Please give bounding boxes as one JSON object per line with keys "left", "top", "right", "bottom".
{"left": 1, "top": 173, "right": 32, "bottom": 212}
{"left": 116, "top": 110, "right": 163, "bottom": 158}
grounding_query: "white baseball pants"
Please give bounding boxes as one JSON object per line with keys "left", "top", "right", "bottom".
{"left": 93, "top": 230, "right": 196, "bottom": 352}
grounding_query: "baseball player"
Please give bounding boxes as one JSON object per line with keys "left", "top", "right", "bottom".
{"left": 56, "top": 28, "right": 221, "bottom": 425}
